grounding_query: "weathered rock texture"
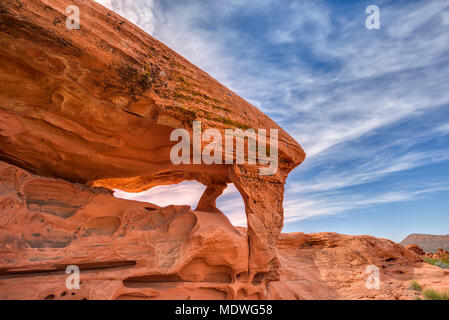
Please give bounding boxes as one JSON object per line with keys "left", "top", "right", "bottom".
{"left": 1, "top": 162, "right": 449, "bottom": 300}
{"left": 424, "top": 248, "right": 449, "bottom": 261}
{"left": 405, "top": 244, "right": 426, "bottom": 256}
{"left": 0, "top": 162, "right": 252, "bottom": 299}
{"left": 273, "top": 233, "right": 449, "bottom": 300}
{"left": 0, "top": 0, "right": 305, "bottom": 280}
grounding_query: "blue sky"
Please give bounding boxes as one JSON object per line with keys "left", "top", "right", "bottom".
{"left": 101, "top": 0, "right": 449, "bottom": 242}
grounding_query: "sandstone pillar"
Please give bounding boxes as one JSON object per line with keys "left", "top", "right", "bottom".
{"left": 195, "top": 182, "right": 228, "bottom": 214}
{"left": 229, "top": 165, "right": 285, "bottom": 281}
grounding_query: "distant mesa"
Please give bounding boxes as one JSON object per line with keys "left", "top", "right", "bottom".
{"left": 400, "top": 234, "right": 449, "bottom": 253}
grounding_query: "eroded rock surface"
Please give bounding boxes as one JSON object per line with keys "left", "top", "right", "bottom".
{"left": 272, "top": 232, "right": 442, "bottom": 300}
{"left": 0, "top": 0, "right": 306, "bottom": 279}
{"left": 405, "top": 244, "right": 426, "bottom": 256}
{"left": 0, "top": 162, "right": 253, "bottom": 299}
{"left": 2, "top": 162, "right": 449, "bottom": 300}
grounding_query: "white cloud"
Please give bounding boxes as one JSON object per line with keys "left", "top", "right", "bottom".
{"left": 113, "top": 181, "right": 205, "bottom": 208}
{"left": 114, "top": 182, "right": 247, "bottom": 226}
{"left": 435, "top": 122, "right": 449, "bottom": 135}
{"left": 284, "top": 184, "right": 449, "bottom": 224}
{"left": 291, "top": 149, "right": 449, "bottom": 194}
{"left": 216, "top": 184, "right": 247, "bottom": 226}
{"left": 95, "top": 0, "right": 157, "bottom": 34}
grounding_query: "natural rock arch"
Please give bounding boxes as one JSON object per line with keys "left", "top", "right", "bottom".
{"left": 0, "top": 0, "right": 306, "bottom": 281}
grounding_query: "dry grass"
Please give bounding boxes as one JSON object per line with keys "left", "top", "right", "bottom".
{"left": 410, "top": 280, "right": 422, "bottom": 292}
{"left": 423, "top": 288, "right": 449, "bottom": 300}
{"left": 410, "top": 281, "right": 449, "bottom": 300}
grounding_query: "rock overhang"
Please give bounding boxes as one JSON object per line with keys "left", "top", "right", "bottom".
{"left": 0, "top": 0, "right": 306, "bottom": 280}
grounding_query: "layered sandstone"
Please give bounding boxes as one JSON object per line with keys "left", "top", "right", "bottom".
{"left": 0, "top": 0, "right": 306, "bottom": 280}
{"left": 2, "top": 162, "right": 449, "bottom": 300}
{"left": 405, "top": 244, "right": 426, "bottom": 256}
{"left": 273, "top": 233, "right": 447, "bottom": 300}
{"left": 0, "top": 162, "right": 252, "bottom": 299}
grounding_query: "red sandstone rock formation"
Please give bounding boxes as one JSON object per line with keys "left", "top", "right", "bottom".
{"left": 0, "top": 0, "right": 305, "bottom": 281}
{"left": 273, "top": 233, "right": 449, "bottom": 300}
{"left": 436, "top": 248, "right": 449, "bottom": 258}
{"left": 1, "top": 161, "right": 449, "bottom": 300}
{"left": 424, "top": 248, "right": 449, "bottom": 260}
{"left": 405, "top": 244, "right": 426, "bottom": 256}
{"left": 0, "top": 162, "right": 252, "bottom": 299}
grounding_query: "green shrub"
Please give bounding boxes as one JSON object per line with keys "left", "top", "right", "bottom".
{"left": 423, "top": 289, "right": 449, "bottom": 300}
{"left": 424, "top": 257, "right": 449, "bottom": 269}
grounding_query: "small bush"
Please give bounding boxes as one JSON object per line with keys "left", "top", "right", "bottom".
{"left": 423, "top": 289, "right": 449, "bottom": 300}
{"left": 423, "top": 257, "right": 449, "bottom": 269}
{"left": 435, "top": 261, "right": 449, "bottom": 269}
{"left": 410, "top": 280, "right": 422, "bottom": 292}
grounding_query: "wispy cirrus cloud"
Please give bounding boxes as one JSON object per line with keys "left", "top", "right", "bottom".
{"left": 435, "top": 122, "right": 449, "bottom": 135}
{"left": 291, "top": 149, "right": 449, "bottom": 194}
{"left": 284, "top": 183, "right": 449, "bottom": 223}
{"left": 95, "top": 0, "right": 157, "bottom": 34}
{"left": 113, "top": 182, "right": 205, "bottom": 208}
